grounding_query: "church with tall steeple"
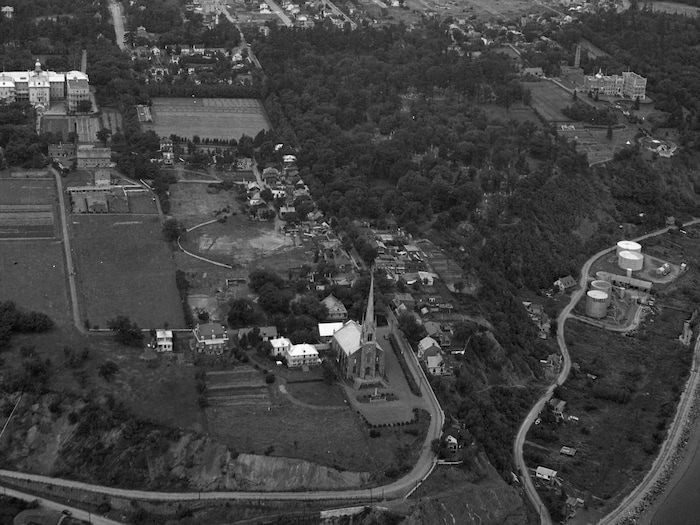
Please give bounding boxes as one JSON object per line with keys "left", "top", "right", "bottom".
{"left": 331, "top": 274, "right": 386, "bottom": 383}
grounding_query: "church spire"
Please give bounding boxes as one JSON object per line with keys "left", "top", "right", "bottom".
{"left": 361, "top": 273, "right": 376, "bottom": 343}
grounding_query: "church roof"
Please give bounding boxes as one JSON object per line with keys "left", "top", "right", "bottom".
{"left": 333, "top": 320, "right": 362, "bottom": 356}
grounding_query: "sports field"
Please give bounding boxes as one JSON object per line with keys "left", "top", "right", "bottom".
{"left": 145, "top": 98, "right": 271, "bottom": 142}
{"left": 70, "top": 215, "right": 185, "bottom": 329}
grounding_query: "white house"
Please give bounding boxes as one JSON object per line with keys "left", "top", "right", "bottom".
{"left": 270, "top": 336, "right": 292, "bottom": 357}
{"left": 535, "top": 466, "right": 558, "bottom": 484}
{"left": 417, "top": 336, "right": 441, "bottom": 359}
{"left": 426, "top": 353, "right": 447, "bottom": 376}
{"left": 155, "top": 329, "right": 173, "bottom": 352}
{"left": 285, "top": 343, "right": 320, "bottom": 368}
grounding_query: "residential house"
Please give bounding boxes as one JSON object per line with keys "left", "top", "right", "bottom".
{"left": 392, "top": 292, "right": 416, "bottom": 311}
{"left": 270, "top": 336, "right": 292, "bottom": 357}
{"left": 549, "top": 398, "right": 567, "bottom": 418}
{"left": 322, "top": 294, "right": 348, "bottom": 321}
{"left": 279, "top": 205, "right": 296, "bottom": 220}
{"left": 417, "top": 336, "right": 441, "bottom": 359}
{"left": 445, "top": 434, "right": 458, "bottom": 453}
{"left": 426, "top": 353, "right": 447, "bottom": 376}
{"left": 155, "top": 329, "right": 173, "bottom": 352}
{"left": 535, "top": 466, "right": 557, "bottom": 484}
{"left": 424, "top": 321, "right": 451, "bottom": 347}
{"left": 238, "top": 326, "right": 278, "bottom": 342}
{"left": 193, "top": 322, "right": 229, "bottom": 355}
{"left": 285, "top": 343, "right": 320, "bottom": 368}
{"left": 554, "top": 275, "right": 577, "bottom": 292}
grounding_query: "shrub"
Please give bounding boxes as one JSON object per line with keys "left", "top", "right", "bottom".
{"left": 265, "top": 373, "right": 275, "bottom": 384}
{"left": 369, "top": 429, "right": 381, "bottom": 438}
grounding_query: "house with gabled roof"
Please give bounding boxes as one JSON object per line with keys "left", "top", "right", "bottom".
{"left": 321, "top": 294, "right": 347, "bottom": 321}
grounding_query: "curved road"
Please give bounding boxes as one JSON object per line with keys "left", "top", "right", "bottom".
{"left": 0, "top": 313, "right": 443, "bottom": 507}
{"left": 514, "top": 221, "right": 700, "bottom": 524}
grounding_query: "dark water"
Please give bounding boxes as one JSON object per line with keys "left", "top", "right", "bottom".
{"left": 651, "top": 434, "right": 700, "bottom": 525}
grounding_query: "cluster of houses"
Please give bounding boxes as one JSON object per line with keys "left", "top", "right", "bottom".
{"left": 130, "top": 42, "right": 254, "bottom": 85}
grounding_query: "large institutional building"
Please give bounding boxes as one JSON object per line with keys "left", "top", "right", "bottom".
{"left": 331, "top": 275, "right": 386, "bottom": 383}
{"left": 583, "top": 69, "right": 647, "bottom": 100}
{"left": 0, "top": 60, "right": 90, "bottom": 111}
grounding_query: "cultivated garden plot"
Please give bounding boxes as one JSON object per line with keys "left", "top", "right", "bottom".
{"left": 70, "top": 215, "right": 185, "bottom": 329}
{"left": 144, "top": 97, "right": 271, "bottom": 141}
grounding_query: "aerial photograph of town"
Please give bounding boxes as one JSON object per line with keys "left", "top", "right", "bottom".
{"left": 1, "top": 0, "right": 700, "bottom": 523}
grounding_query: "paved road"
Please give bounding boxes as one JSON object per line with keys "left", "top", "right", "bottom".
{"left": 108, "top": 0, "right": 126, "bottom": 51}
{"left": 514, "top": 220, "right": 700, "bottom": 524}
{"left": 52, "top": 169, "right": 86, "bottom": 335}
{"left": 0, "top": 313, "right": 444, "bottom": 505}
{"left": 262, "top": 0, "right": 293, "bottom": 27}
{"left": 0, "top": 484, "right": 126, "bottom": 524}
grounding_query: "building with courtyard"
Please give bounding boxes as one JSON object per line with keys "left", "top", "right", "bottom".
{"left": 331, "top": 274, "right": 386, "bottom": 384}
{"left": 0, "top": 60, "right": 90, "bottom": 110}
{"left": 583, "top": 69, "right": 646, "bottom": 100}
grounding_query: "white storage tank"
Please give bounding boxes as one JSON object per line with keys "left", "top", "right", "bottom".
{"left": 617, "top": 240, "right": 642, "bottom": 256}
{"left": 586, "top": 290, "right": 609, "bottom": 319}
{"left": 591, "top": 280, "right": 612, "bottom": 306}
{"left": 618, "top": 250, "right": 644, "bottom": 272}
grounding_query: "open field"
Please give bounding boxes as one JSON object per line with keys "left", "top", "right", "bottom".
{"left": 70, "top": 215, "right": 185, "bottom": 329}
{"left": 524, "top": 81, "right": 573, "bottom": 123}
{"left": 144, "top": 98, "right": 271, "bottom": 141}
{"left": 206, "top": 376, "right": 430, "bottom": 474}
{"left": 0, "top": 241, "right": 72, "bottom": 327}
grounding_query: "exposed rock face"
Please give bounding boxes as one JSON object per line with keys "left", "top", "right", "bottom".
{"left": 158, "top": 434, "right": 369, "bottom": 491}
{"left": 2, "top": 395, "right": 370, "bottom": 492}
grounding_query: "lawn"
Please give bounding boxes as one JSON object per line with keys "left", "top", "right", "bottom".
{"left": 205, "top": 378, "right": 430, "bottom": 477}
{"left": 0, "top": 241, "right": 72, "bottom": 327}
{"left": 524, "top": 81, "right": 574, "bottom": 123}
{"left": 70, "top": 215, "right": 185, "bottom": 329}
{"left": 527, "top": 311, "right": 693, "bottom": 507}
{"left": 144, "top": 98, "right": 271, "bottom": 142}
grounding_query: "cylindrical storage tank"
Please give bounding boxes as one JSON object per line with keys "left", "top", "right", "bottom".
{"left": 586, "top": 290, "right": 609, "bottom": 319}
{"left": 618, "top": 250, "right": 644, "bottom": 271}
{"left": 591, "top": 280, "right": 612, "bottom": 306}
{"left": 617, "top": 240, "right": 642, "bottom": 256}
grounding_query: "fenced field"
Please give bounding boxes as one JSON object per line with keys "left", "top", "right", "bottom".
{"left": 70, "top": 215, "right": 185, "bottom": 329}
{"left": 144, "top": 98, "right": 271, "bottom": 142}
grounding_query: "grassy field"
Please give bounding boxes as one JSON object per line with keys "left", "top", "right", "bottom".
{"left": 0, "top": 241, "right": 72, "bottom": 326}
{"left": 527, "top": 310, "right": 693, "bottom": 507}
{"left": 144, "top": 98, "right": 271, "bottom": 142}
{"left": 70, "top": 215, "right": 185, "bottom": 329}
{"left": 206, "top": 376, "right": 429, "bottom": 476}
{"left": 525, "top": 81, "right": 574, "bottom": 123}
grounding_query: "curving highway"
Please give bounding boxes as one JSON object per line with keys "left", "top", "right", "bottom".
{"left": 514, "top": 220, "right": 700, "bottom": 524}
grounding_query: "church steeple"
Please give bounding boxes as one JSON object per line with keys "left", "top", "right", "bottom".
{"left": 361, "top": 273, "right": 376, "bottom": 344}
